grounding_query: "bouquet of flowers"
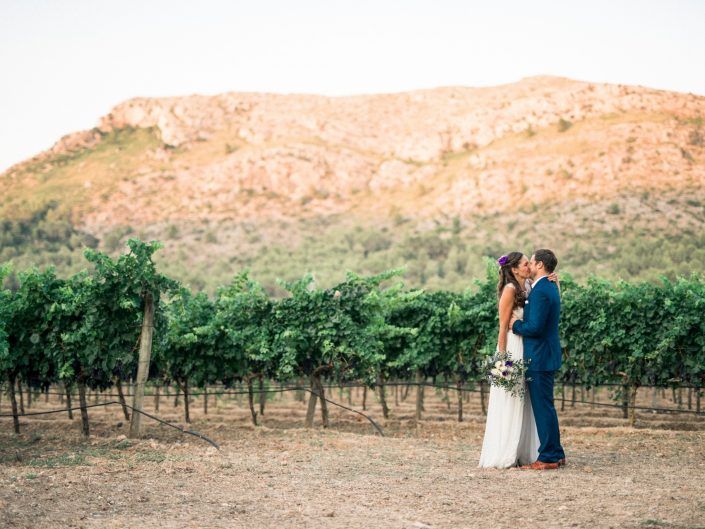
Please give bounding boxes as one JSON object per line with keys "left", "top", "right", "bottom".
{"left": 486, "top": 351, "right": 529, "bottom": 398}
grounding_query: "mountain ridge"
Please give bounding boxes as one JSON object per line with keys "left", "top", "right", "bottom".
{"left": 2, "top": 76, "right": 704, "bottom": 292}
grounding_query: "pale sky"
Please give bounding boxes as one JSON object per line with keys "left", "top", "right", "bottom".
{"left": 1, "top": 0, "right": 703, "bottom": 173}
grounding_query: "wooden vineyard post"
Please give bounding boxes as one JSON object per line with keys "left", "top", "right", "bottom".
{"left": 560, "top": 384, "right": 565, "bottom": 412}
{"left": 9, "top": 374, "right": 20, "bottom": 434}
{"left": 78, "top": 380, "right": 90, "bottom": 437}
{"left": 316, "top": 376, "right": 329, "bottom": 428}
{"left": 377, "top": 374, "right": 389, "bottom": 419}
{"left": 64, "top": 383, "right": 74, "bottom": 419}
{"left": 304, "top": 368, "right": 329, "bottom": 428}
{"left": 629, "top": 385, "right": 638, "bottom": 427}
{"left": 247, "top": 376, "right": 258, "bottom": 426}
{"left": 622, "top": 384, "right": 629, "bottom": 419}
{"left": 17, "top": 379, "right": 25, "bottom": 415}
{"left": 129, "top": 292, "right": 154, "bottom": 438}
{"left": 258, "top": 376, "right": 266, "bottom": 417}
{"left": 457, "top": 380, "right": 463, "bottom": 423}
{"left": 687, "top": 387, "right": 692, "bottom": 410}
{"left": 296, "top": 378, "right": 306, "bottom": 404}
{"left": 480, "top": 380, "right": 487, "bottom": 416}
{"left": 116, "top": 379, "right": 130, "bottom": 420}
{"left": 305, "top": 376, "right": 318, "bottom": 428}
{"left": 571, "top": 381, "right": 577, "bottom": 407}
{"left": 183, "top": 380, "right": 191, "bottom": 423}
{"left": 154, "top": 384, "right": 160, "bottom": 412}
{"left": 415, "top": 370, "right": 423, "bottom": 421}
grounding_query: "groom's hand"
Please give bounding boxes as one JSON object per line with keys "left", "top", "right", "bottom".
{"left": 510, "top": 315, "right": 518, "bottom": 328}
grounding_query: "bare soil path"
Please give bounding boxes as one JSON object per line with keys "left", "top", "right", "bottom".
{"left": 1, "top": 387, "right": 704, "bottom": 529}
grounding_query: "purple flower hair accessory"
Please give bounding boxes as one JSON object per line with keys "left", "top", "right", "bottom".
{"left": 497, "top": 255, "right": 509, "bottom": 266}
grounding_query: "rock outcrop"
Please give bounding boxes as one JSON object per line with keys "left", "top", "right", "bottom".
{"left": 3, "top": 76, "right": 704, "bottom": 230}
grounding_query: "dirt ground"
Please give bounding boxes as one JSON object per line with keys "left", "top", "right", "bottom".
{"left": 1, "top": 385, "right": 704, "bottom": 529}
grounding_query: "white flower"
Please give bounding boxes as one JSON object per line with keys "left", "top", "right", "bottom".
{"left": 494, "top": 361, "right": 503, "bottom": 369}
{"left": 491, "top": 368, "right": 502, "bottom": 377}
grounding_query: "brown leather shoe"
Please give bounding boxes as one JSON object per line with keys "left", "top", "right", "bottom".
{"left": 558, "top": 458, "right": 566, "bottom": 467}
{"left": 519, "top": 460, "right": 559, "bottom": 470}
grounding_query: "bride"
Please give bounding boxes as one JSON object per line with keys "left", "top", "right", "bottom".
{"left": 478, "top": 251, "right": 547, "bottom": 468}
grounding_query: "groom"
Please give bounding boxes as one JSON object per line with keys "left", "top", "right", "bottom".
{"left": 510, "top": 249, "right": 566, "bottom": 470}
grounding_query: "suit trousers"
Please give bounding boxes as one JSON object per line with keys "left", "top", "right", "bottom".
{"left": 526, "top": 370, "right": 565, "bottom": 463}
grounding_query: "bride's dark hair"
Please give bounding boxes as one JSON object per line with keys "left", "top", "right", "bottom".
{"left": 496, "top": 251, "right": 527, "bottom": 309}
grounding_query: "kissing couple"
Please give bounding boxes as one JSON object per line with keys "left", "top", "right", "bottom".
{"left": 478, "top": 249, "right": 566, "bottom": 470}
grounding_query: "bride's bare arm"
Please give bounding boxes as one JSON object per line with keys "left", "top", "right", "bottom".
{"left": 497, "top": 286, "right": 515, "bottom": 353}
{"left": 548, "top": 272, "right": 561, "bottom": 295}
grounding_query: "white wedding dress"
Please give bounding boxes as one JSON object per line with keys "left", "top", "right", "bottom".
{"left": 478, "top": 298, "right": 540, "bottom": 468}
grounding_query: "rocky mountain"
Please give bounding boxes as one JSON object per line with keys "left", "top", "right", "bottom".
{"left": 2, "top": 76, "right": 704, "bottom": 293}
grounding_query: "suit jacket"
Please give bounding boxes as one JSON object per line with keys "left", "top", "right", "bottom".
{"left": 511, "top": 276, "right": 562, "bottom": 372}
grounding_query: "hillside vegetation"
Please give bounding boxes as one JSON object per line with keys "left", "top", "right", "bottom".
{"left": 1, "top": 76, "right": 704, "bottom": 292}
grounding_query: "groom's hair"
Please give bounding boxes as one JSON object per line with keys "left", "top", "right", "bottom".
{"left": 534, "top": 249, "right": 558, "bottom": 273}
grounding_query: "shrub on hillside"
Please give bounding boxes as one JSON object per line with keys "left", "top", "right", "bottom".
{"left": 557, "top": 118, "right": 573, "bottom": 132}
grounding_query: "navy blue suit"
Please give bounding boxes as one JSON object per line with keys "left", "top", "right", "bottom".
{"left": 512, "top": 276, "right": 565, "bottom": 463}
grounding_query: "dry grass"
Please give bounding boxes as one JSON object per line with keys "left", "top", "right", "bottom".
{"left": 0, "top": 128, "right": 162, "bottom": 219}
